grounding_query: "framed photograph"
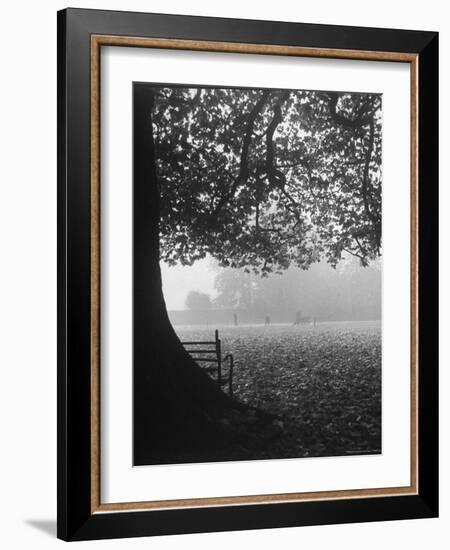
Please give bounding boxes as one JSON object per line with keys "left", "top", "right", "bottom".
{"left": 57, "top": 8, "right": 438, "bottom": 541}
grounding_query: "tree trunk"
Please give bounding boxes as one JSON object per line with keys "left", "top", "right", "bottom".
{"left": 133, "top": 84, "right": 236, "bottom": 465}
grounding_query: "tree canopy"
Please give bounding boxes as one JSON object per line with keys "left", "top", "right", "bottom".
{"left": 151, "top": 86, "right": 382, "bottom": 273}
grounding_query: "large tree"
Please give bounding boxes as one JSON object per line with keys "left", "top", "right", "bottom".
{"left": 133, "top": 84, "right": 382, "bottom": 464}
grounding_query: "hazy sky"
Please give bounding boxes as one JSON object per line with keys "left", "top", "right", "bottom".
{"left": 161, "top": 257, "right": 217, "bottom": 310}
{"left": 161, "top": 254, "right": 381, "bottom": 313}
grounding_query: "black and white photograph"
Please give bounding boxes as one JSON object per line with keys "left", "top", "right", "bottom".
{"left": 133, "top": 83, "right": 383, "bottom": 466}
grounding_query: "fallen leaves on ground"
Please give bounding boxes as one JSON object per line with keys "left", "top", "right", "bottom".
{"left": 176, "top": 321, "right": 381, "bottom": 461}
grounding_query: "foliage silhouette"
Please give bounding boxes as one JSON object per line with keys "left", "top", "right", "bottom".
{"left": 153, "top": 87, "right": 382, "bottom": 273}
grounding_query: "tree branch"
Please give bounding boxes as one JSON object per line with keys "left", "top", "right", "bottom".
{"left": 207, "top": 91, "right": 270, "bottom": 228}
{"left": 265, "top": 92, "right": 290, "bottom": 187}
{"left": 360, "top": 118, "right": 381, "bottom": 251}
{"left": 326, "top": 93, "right": 372, "bottom": 129}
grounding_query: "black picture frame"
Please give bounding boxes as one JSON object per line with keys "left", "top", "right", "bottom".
{"left": 57, "top": 7, "right": 438, "bottom": 541}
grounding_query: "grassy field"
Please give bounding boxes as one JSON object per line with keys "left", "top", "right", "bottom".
{"left": 175, "top": 321, "right": 381, "bottom": 460}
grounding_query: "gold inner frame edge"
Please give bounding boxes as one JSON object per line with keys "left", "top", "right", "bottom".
{"left": 90, "top": 34, "right": 419, "bottom": 514}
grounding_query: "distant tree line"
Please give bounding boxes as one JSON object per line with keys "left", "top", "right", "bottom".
{"left": 183, "top": 255, "right": 380, "bottom": 321}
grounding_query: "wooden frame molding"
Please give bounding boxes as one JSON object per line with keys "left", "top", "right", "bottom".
{"left": 90, "top": 34, "right": 419, "bottom": 515}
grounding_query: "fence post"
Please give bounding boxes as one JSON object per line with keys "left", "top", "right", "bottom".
{"left": 215, "top": 329, "right": 222, "bottom": 388}
{"left": 229, "top": 354, "right": 234, "bottom": 398}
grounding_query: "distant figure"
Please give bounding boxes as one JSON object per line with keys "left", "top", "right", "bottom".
{"left": 294, "top": 310, "right": 311, "bottom": 325}
{"left": 313, "top": 317, "right": 316, "bottom": 328}
{"left": 233, "top": 312, "right": 238, "bottom": 326}
{"left": 265, "top": 315, "right": 271, "bottom": 326}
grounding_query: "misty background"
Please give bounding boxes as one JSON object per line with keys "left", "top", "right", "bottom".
{"left": 162, "top": 254, "right": 381, "bottom": 326}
